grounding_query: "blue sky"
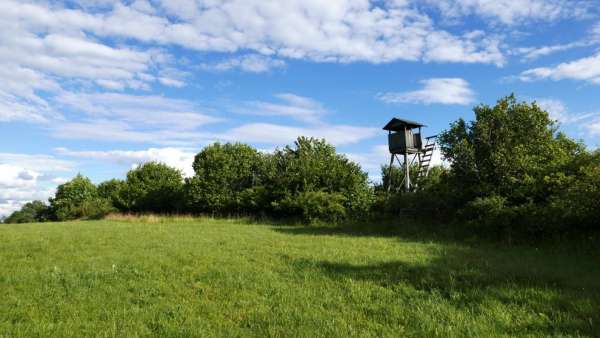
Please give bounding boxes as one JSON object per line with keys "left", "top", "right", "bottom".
{"left": 1, "top": 0, "right": 600, "bottom": 216}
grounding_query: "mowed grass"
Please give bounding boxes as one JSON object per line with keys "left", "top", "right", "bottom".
{"left": 1, "top": 217, "right": 599, "bottom": 337}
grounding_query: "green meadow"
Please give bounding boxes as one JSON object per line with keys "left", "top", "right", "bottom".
{"left": 1, "top": 217, "right": 599, "bottom": 337}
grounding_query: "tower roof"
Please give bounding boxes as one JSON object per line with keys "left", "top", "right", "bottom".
{"left": 382, "top": 117, "right": 426, "bottom": 131}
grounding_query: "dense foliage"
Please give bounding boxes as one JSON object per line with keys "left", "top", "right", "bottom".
{"left": 49, "top": 174, "right": 114, "bottom": 221}
{"left": 185, "top": 138, "right": 374, "bottom": 222}
{"left": 97, "top": 179, "right": 129, "bottom": 211}
{"left": 386, "top": 95, "right": 600, "bottom": 239}
{"left": 125, "top": 162, "right": 184, "bottom": 213}
{"left": 185, "top": 143, "right": 267, "bottom": 214}
{"left": 268, "top": 137, "right": 373, "bottom": 221}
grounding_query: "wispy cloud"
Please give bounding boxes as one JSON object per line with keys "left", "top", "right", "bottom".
{"left": 421, "top": 0, "right": 592, "bottom": 25}
{"left": 233, "top": 94, "right": 327, "bottom": 124}
{"left": 201, "top": 55, "right": 286, "bottom": 73}
{"left": 223, "top": 123, "right": 378, "bottom": 146}
{"left": 56, "top": 147, "right": 196, "bottom": 177}
{"left": 378, "top": 78, "right": 475, "bottom": 105}
{"left": 520, "top": 53, "right": 600, "bottom": 85}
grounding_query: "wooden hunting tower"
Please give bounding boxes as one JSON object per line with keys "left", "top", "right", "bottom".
{"left": 383, "top": 117, "right": 437, "bottom": 192}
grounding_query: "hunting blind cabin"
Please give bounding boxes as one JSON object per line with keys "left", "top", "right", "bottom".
{"left": 383, "top": 117, "right": 437, "bottom": 193}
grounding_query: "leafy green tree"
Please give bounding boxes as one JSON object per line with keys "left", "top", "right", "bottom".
{"left": 185, "top": 143, "right": 268, "bottom": 214}
{"left": 97, "top": 179, "right": 129, "bottom": 211}
{"left": 439, "top": 94, "right": 583, "bottom": 204}
{"left": 4, "top": 200, "right": 51, "bottom": 223}
{"left": 269, "top": 137, "right": 374, "bottom": 220}
{"left": 50, "top": 174, "right": 113, "bottom": 221}
{"left": 125, "top": 162, "right": 184, "bottom": 213}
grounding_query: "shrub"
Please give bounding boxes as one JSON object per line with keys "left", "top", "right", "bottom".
{"left": 50, "top": 174, "right": 103, "bottom": 221}
{"left": 125, "top": 162, "right": 184, "bottom": 213}
{"left": 549, "top": 164, "right": 600, "bottom": 231}
{"left": 55, "top": 197, "right": 116, "bottom": 221}
{"left": 97, "top": 179, "right": 129, "bottom": 211}
{"left": 3, "top": 200, "right": 51, "bottom": 224}
{"left": 461, "top": 195, "right": 512, "bottom": 231}
{"left": 427, "top": 95, "right": 592, "bottom": 237}
{"left": 439, "top": 95, "right": 584, "bottom": 203}
{"left": 185, "top": 143, "right": 268, "bottom": 214}
{"left": 268, "top": 137, "right": 374, "bottom": 220}
{"left": 273, "top": 191, "right": 347, "bottom": 224}
{"left": 383, "top": 166, "right": 456, "bottom": 220}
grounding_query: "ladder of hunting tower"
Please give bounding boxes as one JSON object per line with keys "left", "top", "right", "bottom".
{"left": 417, "top": 136, "right": 437, "bottom": 179}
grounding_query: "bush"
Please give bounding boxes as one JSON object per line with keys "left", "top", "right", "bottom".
{"left": 185, "top": 143, "right": 268, "bottom": 214}
{"left": 422, "top": 94, "right": 595, "bottom": 238}
{"left": 268, "top": 137, "right": 374, "bottom": 220}
{"left": 125, "top": 162, "right": 184, "bottom": 213}
{"left": 55, "top": 197, "right": 116, "bottom": 221}
{"left": 439, "top": 95, "right": 583, "bottom": 205}
{"left": 50, "top": 174, "right": 105, "bottom": 221}
{"left": 383, "top": 166, "right": 456, "bottom": 220}
{"left": 273, "top": 191, "right": 347, "bottom": 223}
{"left": 548, "top": 163, "right": 600, "bottom": 231}
{"left": 3, "top": 200, "right": 51, "bottom": 224}
{"left": 97, "top": 179, "right": 129, "bottom": 211}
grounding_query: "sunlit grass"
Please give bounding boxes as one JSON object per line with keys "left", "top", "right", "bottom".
{"left": 1, "top": 218, "right": 598, "bottom": 337}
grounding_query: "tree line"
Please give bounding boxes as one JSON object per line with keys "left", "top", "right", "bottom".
{"left": 4, "top": 95, "right": 600, "bottom": 239}
{"left": 4, "top": 137, "right": 372, "bottom": 224}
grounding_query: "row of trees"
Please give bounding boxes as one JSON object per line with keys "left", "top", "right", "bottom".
{"left": 4, "top": 95, "right": 600, "bottom": 239}
{"left": 4, "top": 137, "right": 373, "bottom": 224}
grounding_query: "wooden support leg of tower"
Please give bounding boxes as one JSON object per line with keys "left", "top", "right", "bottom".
{"left": 386, "top": 154, "right": 395, "bottom": 197}
{"left": 404, "top": 153, "right": 410, "bottom": 192}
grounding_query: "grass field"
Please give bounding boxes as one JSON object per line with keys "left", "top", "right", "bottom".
{"left": 1, "top": 217, "right": 599, "bottom": 337}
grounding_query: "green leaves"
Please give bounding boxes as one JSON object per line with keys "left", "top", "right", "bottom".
{"left": 432, "top": 94, "right": 600, "bottom": 237}
{"left": 50, "top": 174, "right": 114, "bottom": 221}
{"left": 186, "top": 143, "right": 266, "bottom": 213}
{"left": 125, "top": 162, "right": 184, "bottom": 213}
{"left": 439, "top": 94, "right": 582, "bottom": 204}
{"left": 184, "top": 137, "right": 373, "bottom": 222}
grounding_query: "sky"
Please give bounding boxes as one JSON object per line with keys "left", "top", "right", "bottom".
{"left": 2, "top": 0, "right": 600, "bottom": 216}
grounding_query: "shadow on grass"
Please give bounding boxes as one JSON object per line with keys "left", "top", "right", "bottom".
{"left": 286, "top": 246, "right": 600, "bottom": 336}
{"left": 270, "top": 218, "right": 468, "bottom": 245}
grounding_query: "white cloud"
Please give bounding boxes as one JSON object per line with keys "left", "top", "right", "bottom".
{"left": 536, "top": 98, "right": 569, "bottom": 123}
{"left": 56, "top": 92, "right": 221, "bottom": 130}
{"left": 534, "top": 98, "right": 595, "bottom": 124}
{"left": 520, "top": 53, "right": 600, "bottom": 84}
{"left": 224, "top": 123, "right": 378, "bottom": 146}
{"left": 0, "top": 153, "right": 75, "bottom": 172}
{"left": 56, "top": 147, "right": 196, "bottom": 177}
{"left": 2, "top": 0, "right": 505, "bottom": 65}
{"left": 514, "top": 23, "right": 600, "bottom": 61}
{"left": 0, "top": 153, "right": 76, "bottom": 217}
{"left": 234, "top": 93, "right": 327, "bottom": 124}
{"left": 515, "top": 41, "right": 590, "bottom": 61}
{"left": 422, "top": 0, "right": 590, "bottom": 25}
{"left": 378, "top": 78, "right": 475, "bottom": 105}
{"left": 0, "top": 164, "right": 56, "bottom": 217}
{"left": 584, "top": 119, "right": 600, "bottom": 136}
{"left": 202, "top": 54, "right": 286, "bottom": 73}
{"left": 534, "top": 98, "right": 600, "bottom": 139}
{"left": 48, "top": 92, "right": 224, "bottom": 145}
{"left": 424, "top": 31, "right": 503, "bottom": 66}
